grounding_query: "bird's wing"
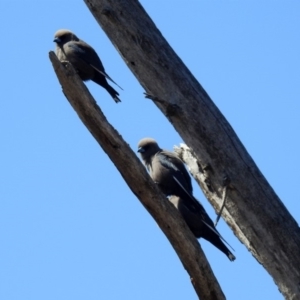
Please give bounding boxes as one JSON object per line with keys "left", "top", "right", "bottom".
{"left": 158, "top": 151, "right": 234, "bottom": 250}
{"left": 173, "top": 175, "right": 234, "bottom": 250}
{"left": 90, "top": 64, "right": 123, "bottom": 90}
{"left": 67, "top": 41, "right": 105, "bottom": 70}
{"left": 157, "top": 151, "right": 198, "bottom": 212}
{"left": 158, "top": 151, "right": 193, "bottom": 193}
{"left": 68, "top": 42, "right": 123, "bottom": 90}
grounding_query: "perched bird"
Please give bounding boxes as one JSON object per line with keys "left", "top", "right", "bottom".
{"left": 137, "top": 137, "right": 235, "bottom": 261}
{"left": 53, "top": 29, "right": 122, "bottom": 103}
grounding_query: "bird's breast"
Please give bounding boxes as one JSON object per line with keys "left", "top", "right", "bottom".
{"left": 55, "top": 47, "right": 66, "bottom": 61}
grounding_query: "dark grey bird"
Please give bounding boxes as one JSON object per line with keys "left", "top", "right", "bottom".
{"left": 137, "top": 137, "right": 235, "bottom": 261}
{"left": 54, "top": 29, "right": 122, "bottom": 103}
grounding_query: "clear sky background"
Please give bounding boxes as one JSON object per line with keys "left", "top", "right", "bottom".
{"left": 0, "top": 1, "right": 299, "bottom": 299}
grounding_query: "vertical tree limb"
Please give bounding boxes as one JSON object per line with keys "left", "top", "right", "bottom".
{"left": 84, "top": 0, "right": 300, "bottom": 298}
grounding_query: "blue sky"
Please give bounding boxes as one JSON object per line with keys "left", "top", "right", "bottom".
{"left": 0, "top": 1, "right": 299, "bottom": 299}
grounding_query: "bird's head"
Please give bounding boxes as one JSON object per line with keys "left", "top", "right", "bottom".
{"left": 137, "top": 138, "right": 161, "bottom": 162}
{"left": 53, "top": 29, "right": 79, "bottom": 45}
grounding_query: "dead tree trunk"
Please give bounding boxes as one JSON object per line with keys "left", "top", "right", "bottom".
{"left": 84, "top": 0, "right": 300, "bottom": 299}
{"left": 49, "top": 52, "right": 226, "bottom": 300}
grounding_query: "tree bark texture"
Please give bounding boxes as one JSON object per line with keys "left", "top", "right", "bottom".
{"left": 84, "top": 0, "right": 300, "bottom": 299}
{"left": 49, "top": 51, "right": 226, "bottom": 300}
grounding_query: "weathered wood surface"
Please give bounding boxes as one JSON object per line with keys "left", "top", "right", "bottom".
{"left": 84, "top": 1, "right": 300, "bottom": 298}
{"left": 49, "top": 51, "right": 226, "bottom": 300}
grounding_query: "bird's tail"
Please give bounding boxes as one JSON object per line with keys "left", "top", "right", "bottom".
{"left": 202, "top": 230, "right": 236, "bottom": 261}
{"left": 93, "top": 74, "right": 121, "bottom": 103}
{"left": 172, "top": 175, "right": 236, "bottom": 261}
{"left": 104, "top": 82, "right": 121, "bottom": 103}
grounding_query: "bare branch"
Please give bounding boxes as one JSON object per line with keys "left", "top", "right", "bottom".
{"left": 84, "top": 0, "right": 300, "bottom": 298}
{"left": 49, "top": 51, "right": 226, "bottom": 300}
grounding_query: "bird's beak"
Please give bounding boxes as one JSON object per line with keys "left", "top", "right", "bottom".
{"left": 53, "top": 37, "right": 61, "bottom": 43}
{"left": 137, "top": 147, "right": 145, "bottom": 153}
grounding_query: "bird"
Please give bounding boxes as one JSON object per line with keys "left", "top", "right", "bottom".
{"left": 53, "top": 29, "right": 122, "bottom": 103}
{"left": 137, "top": 137, "right": 235, "bottom": 261}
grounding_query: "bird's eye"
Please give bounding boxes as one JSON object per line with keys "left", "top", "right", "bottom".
{"left": 138, "top": 146, "right": 147, "bottom": 153}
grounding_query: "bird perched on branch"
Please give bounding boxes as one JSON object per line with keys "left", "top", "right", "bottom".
{"left": 53, "top": 29, "right": 122, "bottom": 103}
{"left": 137, "top": 137, "right": 235, "bottom": 261}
